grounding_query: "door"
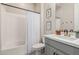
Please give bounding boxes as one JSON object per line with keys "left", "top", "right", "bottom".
{"left": 45, "top": 44, "right": 55, "bottom": 55}
{"left": 27, "top": 12, "right": 40, "bottom": 54}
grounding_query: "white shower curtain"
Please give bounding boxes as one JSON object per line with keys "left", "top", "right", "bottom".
{"left": 1, "top": 5, "right": 26, "bottom": 51}
{"left": 26, "top": 12, "right": 40, "bottom": 54}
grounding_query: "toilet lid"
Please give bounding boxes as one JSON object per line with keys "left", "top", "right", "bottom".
{"left": 32, "top": 43, "right": 45, "bottom": 49}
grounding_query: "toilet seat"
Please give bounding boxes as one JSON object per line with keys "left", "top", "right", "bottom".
{"left": 32, "top": 43, "right": 45, "bottom": 49}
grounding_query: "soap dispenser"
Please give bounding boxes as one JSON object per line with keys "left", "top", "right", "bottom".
{"left": 69, "top": 29, "right": 73, "bottom": 37}
{"left": 64, "top": 29, "right": 68, "bottom": 36}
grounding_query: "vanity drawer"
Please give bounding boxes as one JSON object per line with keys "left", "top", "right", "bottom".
{"left": 45, "top": 38, "right": 74, "bottom": 55}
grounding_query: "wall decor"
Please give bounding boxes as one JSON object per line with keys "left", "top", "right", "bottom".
{"left": 55, "top": 17, "right": 61, "bottom": 30}
{"left": 46, "top": 21, "right": 52, "bottom": 31}
{"left": 46, "top": 8, "right": 51, "bottom": 18}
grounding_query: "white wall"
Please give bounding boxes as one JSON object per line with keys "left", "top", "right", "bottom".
{"left": 41, "top": 3, "right": 56, "bottom": 34}
{"left": 34, "top": 3, "right": 41, "bottom": 13}
{"left": 0, "top": 4, "right": 1, "bottom": 51}
{"left": 41, "top": 3, "right": 75, "bottom": 35}
{"left": 40, "top": 4, "right": 44, "bottom": 37}
{"left": 40, "top": 3, "right": 56, "bottom": 38}
{"left": 56, "top": 3, "right": 74, "bottom": 30}
{"left": 74, "top": 4, "right": 79, "bottom": 31}
{"left": 5, "top": 3, "right": 41, "bottom": 13}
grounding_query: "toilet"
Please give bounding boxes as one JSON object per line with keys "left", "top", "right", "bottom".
{"left": 32, "top": 37, "right": 45, "bottom": 55}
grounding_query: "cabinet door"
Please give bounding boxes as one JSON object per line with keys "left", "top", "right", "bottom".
{"left": 55, "top": 49, "right": 66, "bottom": 55}
{"left": 45, "top": 44, "right": 55, "bottom": 55}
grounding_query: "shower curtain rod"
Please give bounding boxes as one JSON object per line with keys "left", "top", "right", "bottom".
{"left": 1, "top": 3, "right": 40, "bottom": 14}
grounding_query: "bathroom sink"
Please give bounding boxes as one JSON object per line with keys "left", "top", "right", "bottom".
{"left": 56, "top": 35, "right": 77, "bottom": 41}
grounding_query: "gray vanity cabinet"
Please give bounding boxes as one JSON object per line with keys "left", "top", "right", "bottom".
{"left": 45, "top": 38, "right": 66, "bottom": 55}
{"left": 45, "top": 37, "right": 79, "bottom": 55}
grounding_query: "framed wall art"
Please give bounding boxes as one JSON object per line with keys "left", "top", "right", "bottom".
{"left": 46, "top": 8, "right": 51, "bottom": 18}
{"left": 46, "top": 21, "right": 52, "bottom": 31}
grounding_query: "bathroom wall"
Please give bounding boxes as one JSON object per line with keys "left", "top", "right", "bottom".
{"left": 0, "top": 4, "right": 1, "bottom": 51}
{"left": 5, "top": 3, "right": 41, "bottom": 13}
{"left": 40, "top": 4, "right": 44, "bottom": 37}
{"left": 41, "top": 3, "right": 74, "bottom": 36}
{"left": 34, "top": 3, "right": 41, "bottom": 13}
{"left": 74, "top": 3, "right": 79, "bottom": 31}
{"left": 56, "top": 3, "right": 74, "bottom": 30}
{"left": 41, "top": 3, "right": 56, "bottom": 35}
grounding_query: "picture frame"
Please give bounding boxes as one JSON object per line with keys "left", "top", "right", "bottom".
{"left": 46, "top": 8, "right": 51, "bottom": 18}
{"left": 46, "top": 21, "right": 52, "bottom": 31}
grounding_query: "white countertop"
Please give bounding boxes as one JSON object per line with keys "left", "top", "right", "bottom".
{"left": 44, "top": 34, "right": 79, "bottom": 48}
